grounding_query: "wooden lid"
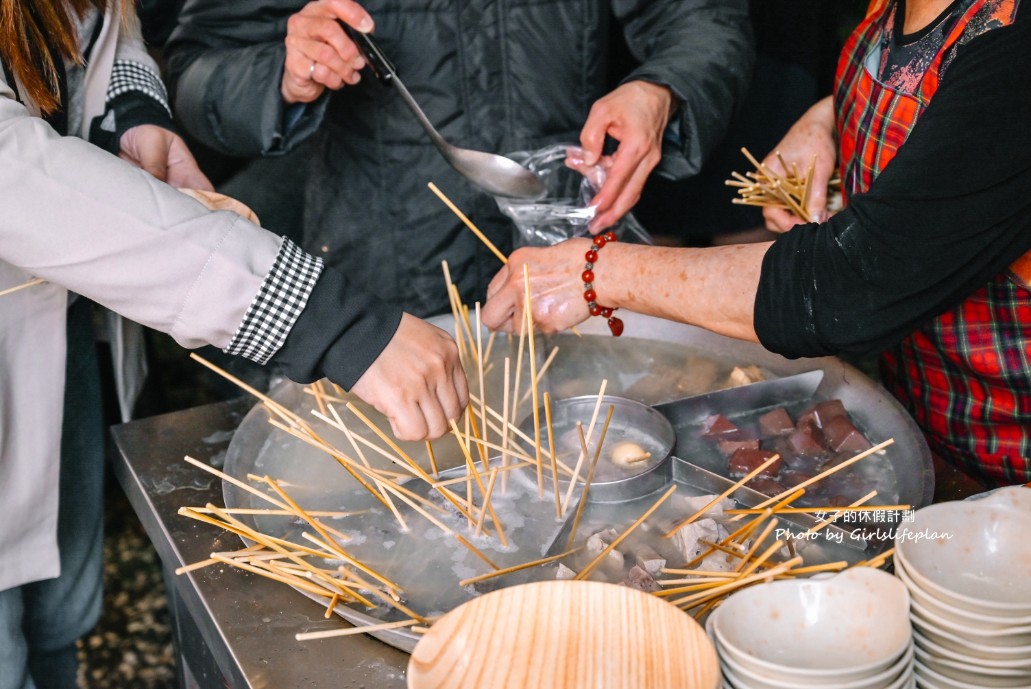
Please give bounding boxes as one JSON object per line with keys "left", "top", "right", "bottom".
{"left": 408, "top": 580, "right": 720, "bottom": 689}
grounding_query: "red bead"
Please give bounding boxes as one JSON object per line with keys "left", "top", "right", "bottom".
{"left": 590, "top": 305, "right": 603, "bottom": 317}
{"left": 600, "top": 307, "right": 612, "bottom": 318}
{"left": 603, "top": 231, "right": 617, "bottom": 243}
{"left": 607, "top": 316, "right": 624, "bottom": 337}
{"left": 585, "top": 250, "right": 598, "bottom": 263}
{"left": 584, "top": 289, "right": 596, "bottom": 302}
{"left": 581, "top": 270, "right": 594, "bottom": 283}
{"left": 592, "top": 235, "right": 607, "bottom": 248}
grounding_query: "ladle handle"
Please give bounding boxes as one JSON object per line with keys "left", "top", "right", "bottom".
{"left": 341, "top": 22, "right": 452, "bottom": 156}
{"left": 340, "top": 23, "right": 396, "bottom": 84}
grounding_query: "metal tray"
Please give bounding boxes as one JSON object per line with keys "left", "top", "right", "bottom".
{"left": 221, "top": 314, "right": 933, "bottom": 652}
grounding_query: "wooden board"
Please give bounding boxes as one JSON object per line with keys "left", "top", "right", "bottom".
{"left": 407, "top": 580, "right": 720, "bottom": 689}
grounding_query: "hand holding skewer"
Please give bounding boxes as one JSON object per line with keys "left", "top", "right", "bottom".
{"left": 730, "top": 96, "right": 839, "bottom": 232}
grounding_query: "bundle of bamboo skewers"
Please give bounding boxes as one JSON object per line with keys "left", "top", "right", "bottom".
{"left": 726, "top": 147, "right": 842, "bottom": 223}
{"left": 175, "top": 183, "right": 901, "bottom": 641}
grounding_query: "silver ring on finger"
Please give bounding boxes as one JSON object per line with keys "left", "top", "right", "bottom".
{"left": 309, "top": 61, "right": 317, "bottom": 79}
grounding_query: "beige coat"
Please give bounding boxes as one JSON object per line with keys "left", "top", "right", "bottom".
{"left": 0, "top": 11, "right": 284, "bottom": 590}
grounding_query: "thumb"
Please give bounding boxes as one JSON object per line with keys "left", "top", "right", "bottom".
{"left": 579, "top": 116, "right": 607, "bottom": 167}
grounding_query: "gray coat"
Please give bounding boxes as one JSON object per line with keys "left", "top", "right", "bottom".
{"left": 0, "top": 11, "right": 285, "bottom": 591}
{"left": 167, "top": 0, "right": 753, "bottom": 316}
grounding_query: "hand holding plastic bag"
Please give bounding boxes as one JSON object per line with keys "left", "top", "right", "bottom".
{"left": 495, "top": 144, "right": 653, "bottom": 249}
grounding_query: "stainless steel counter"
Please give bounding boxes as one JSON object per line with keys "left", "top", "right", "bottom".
{"left": 111, "top": 398, "right": 408, "bottom": 689}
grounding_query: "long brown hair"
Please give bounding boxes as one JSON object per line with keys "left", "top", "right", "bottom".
{"left": 0, "top": 0, "right": 109, "bottom": 113}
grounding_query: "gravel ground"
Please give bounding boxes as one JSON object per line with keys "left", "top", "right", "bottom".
{"left": 77, "top": 483, "right": 177, "bottom": 689}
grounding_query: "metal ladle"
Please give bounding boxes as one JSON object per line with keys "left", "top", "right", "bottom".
{"left": 343, "top": 25, "right": 546, "bottom": 200}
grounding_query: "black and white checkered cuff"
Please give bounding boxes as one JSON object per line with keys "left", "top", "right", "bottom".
{"left": 223, "top": 239, "right": 324, "bottom": 364}
{"left": 106, "top": 60, "right": 171, "bottom": 116}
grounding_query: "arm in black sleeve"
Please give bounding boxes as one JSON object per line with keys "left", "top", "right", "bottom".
{"left": 269, "top": 268, "right": 403, "bottom": 388}
{"left": 164, "top": 0, "right": 329, "bottom": 157}
{"left": 613, "top": 0, "right": 754, "bottom": 178}
{"left": 755, "top": 16, "right": 1031, "bottom": 360}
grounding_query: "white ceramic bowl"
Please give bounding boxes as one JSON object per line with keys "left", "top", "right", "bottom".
{"left": 914, "top": 630, "right": 1031, "bottom": 671}
{"left": 908, "top": 592, "right": 1031, "bottom": 646}
{"left": 914, "top": 644, "right": 1031, "bottom": 687}
{"left": 896, "top": 557, "right": 1031, "bottom": 631}
{"left": 711, "top": 568, "right": 911, "bottom": 682}
{"left": 721, "top": 659, "right": 913, "bottom": 689}
{"left": 915, "top": 659, "right": 1031, "bottom": 689}
{"left": 895, "top": 487, "right": 1031, "bottom": 616}
{"left": 912, "top": 610, "right": 1031, "bottom": 658}
{"left": 718, "top": 639, "right": 913, "bottom": 689}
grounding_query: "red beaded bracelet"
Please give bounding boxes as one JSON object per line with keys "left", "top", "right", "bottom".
{"left": 582, "top": 231, "right": 624, "bottom": 337}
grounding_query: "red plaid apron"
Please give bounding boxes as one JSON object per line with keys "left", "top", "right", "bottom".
{"left": 834, "top": 0, "right": 1031, "bottom": 485}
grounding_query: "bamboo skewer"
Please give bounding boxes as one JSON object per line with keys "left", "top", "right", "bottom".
{"left": 458, "top": 547, "right": 579, "bottom": 587}
{"left": 544, "top": 392, "right": 562, "bottom": 519}
{"left": 324, "top": 594, "right": 341, "bottom": 619}
{"left": 670, "top": 557, "right": 803, "bottom": 610}
{"left": 268, "top": 418, "right": 397, "bottom": 515}
{"left": 566, "top": 407, "right": 614, "bottom": 551}
{"left": 664, "top": 453, "right": 782, "bottom": 537}
{"left": 475, "top": 302, "right": 489, "bottom": 468}
{"left": 174, "top": 544, "right": 265, "bottom": 575}
{"left": 425, "top": 440, "right": 440, "bottom": 478}
{"left": 501, "top": 357, "right": 512, "bottom": 495}
{"left": 729, "top": 439, "right": 893, "bottom": 521}
{"left": 524, "top": 265, "right": 544, "bottom": 497}
{"left": 0, "top": 277, "right": 45, "bottom": 298}
{"left": 518, "top": 347, "right": 561, "bottom": 405}
{"left": 428, "top": 182, "right": 508, "bottom": 264}
{"left": 560, "top": 379, "right": 609, "bottom": 515}
{"left": 296, "top": 618, "right": 420, "bottom": 641}
{"left": 344, "top": 402, "right": 479, "bottom": 525}
{"left": 432, "top": 461, "right": 536, "bottom": 488}
{"left": 189, "top": 354, "right": 303, "bottom": 429}
{"left": 574, "top": 485, "right": 677, "bottom": 581}
{"left": 474, "top": 468, "right": 500, "bottom": 538}
{"left": 428, "top": 182, "right": 581, "bottom": 339}
{"left": 854, "top": 547, "right": 895, "bottom": 570}
{"left": 727, "top": 148, "right": 820, "bottom": 222}
{"left": 441, "top": 261, "right": 468, "bottom": 363}
{"left": 188, "top": 507, "right": 363, "bottom": 518}
{"left": 726, "top": 503, "right": 911, "bottom": 515}
{"left": 449, "top": 419, "right": 508, "bottom": 545}
{"left": 183, "top": 455, "right": 291, "bottom": 512}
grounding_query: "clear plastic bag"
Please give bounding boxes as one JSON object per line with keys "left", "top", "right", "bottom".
{"left": 496, "top": 144, "right": 654, "bottom": 248}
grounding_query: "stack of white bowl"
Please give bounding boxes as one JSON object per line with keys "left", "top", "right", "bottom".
{"left": 707, "top": 568, "right": 915, "bottom": 689}
{"left": 894, "top": 486, "right": 1031, "bottom": 689}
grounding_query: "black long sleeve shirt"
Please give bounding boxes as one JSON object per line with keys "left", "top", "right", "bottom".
{"left": 755, "top": 10, "right": 1031, "bottom": 360}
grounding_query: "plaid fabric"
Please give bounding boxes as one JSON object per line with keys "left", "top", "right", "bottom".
{"left": 223, "top": 239, "right": 324, "bottom": 365}
{"left": 106, "top": 60, "right": 171, "bottom": 116}
{"left": 835, "top": 0, "right": 1030, "bottom": 484}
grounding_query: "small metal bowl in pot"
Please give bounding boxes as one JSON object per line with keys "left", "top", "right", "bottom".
{"left": 519, "top": 395, "right": 675, "bottom": 503}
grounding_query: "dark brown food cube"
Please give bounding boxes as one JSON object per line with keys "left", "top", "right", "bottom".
{"left": 759, "top": 408, "right": 795, "bottom": 436}
{"left": 779, "top": 470, "right": 815, "bottom": 489}
{"left": 822, "top": 415, "right": 873, "bottom": 453}
{"left": 788, "top": 420, "right": 828, "bottom": 457}
{"left": 718, "top": 437, "right": 761, "bottom": 457}
{"left": 819, "top": 452, "right": 856, "bottom": 472}
{"left": 747, "top": 477, "right": 787, "bottom": 496}
{"left": 798, "top": 399, "right": 848, "bottom": 429}
{"left": 729, "top": 449, "right": 782, "bottom": 478}
{"left": 701, "top": 414, "right": 739, "bottom": 436}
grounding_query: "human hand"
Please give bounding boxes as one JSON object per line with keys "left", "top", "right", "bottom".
{"left": 349, "top": 314, "right": 468, "bottom": 441}
{"left": 119, "top": 125, "right": 213, "bottom": 190}
{"left": 574, "top": 80, "right": 674, "bottom": 232}
{"left": 281, "top": 0, "right": 373, "bottom": 104}
{"left": 481, "top": 239, "right": 594, "bottom": 335}
{"left": 761, "top": 96, "right": 837, "bottom": 232}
